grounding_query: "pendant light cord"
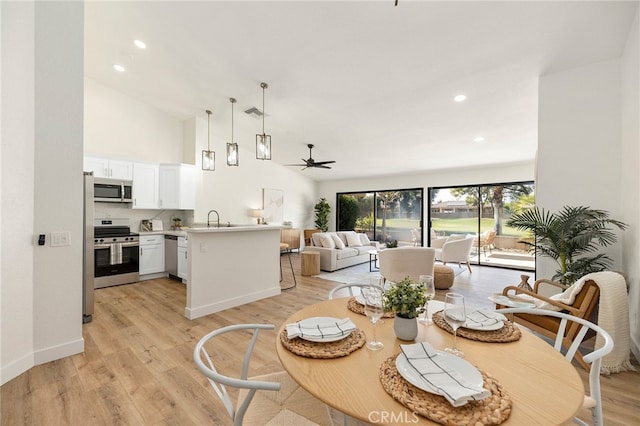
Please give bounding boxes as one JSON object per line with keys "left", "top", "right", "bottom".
{"left": 206, "top": 110, "right": 212, "bottom": 150}
{"left": 230, "top": 99, "right": 235, "bottom": 141}
{"left": 260, "top": 82, "right": 268, "bottom": 134}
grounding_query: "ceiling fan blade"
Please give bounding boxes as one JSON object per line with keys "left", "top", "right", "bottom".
{"left": 284, "top": 163, "right": 308, "bottom": 167}
{"left": 315, "top": 165, "right": 332, "bottom": 169}
{"left": 313, "top": 160, "right": 336, "bottom": 165}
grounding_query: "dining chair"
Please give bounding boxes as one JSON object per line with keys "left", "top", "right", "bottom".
{"left": 328, "top": 282, "right": 381, "bottom": 299}
{"left": 496, "top": 308, "right": 613, "bottom": 426}
{"left": 193, "top": 324, "right": 332, "bottom": 426}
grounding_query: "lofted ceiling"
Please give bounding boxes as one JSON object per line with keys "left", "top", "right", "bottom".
{"left": 84, "top": 1, "right": 638, "bottom": 181}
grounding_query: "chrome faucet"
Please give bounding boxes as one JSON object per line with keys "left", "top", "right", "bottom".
{"left": 207, "top": 210, "right": 220, "bottom": 228}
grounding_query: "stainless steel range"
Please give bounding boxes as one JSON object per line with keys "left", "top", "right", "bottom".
{"left": 94, "top": 218, "right": 140, "bottom": 288}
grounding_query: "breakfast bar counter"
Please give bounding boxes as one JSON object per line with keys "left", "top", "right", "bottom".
{"left": 184, "top": 225, "right": 282, "bottom": 319}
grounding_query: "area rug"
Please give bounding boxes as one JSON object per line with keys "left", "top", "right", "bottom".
{"left": 314, "top": 262, "right": 465, "bottom": 285}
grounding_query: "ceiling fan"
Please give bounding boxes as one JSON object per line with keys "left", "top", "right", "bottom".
{"left": 286, "top": 144, "right": 336, "bottom": 169}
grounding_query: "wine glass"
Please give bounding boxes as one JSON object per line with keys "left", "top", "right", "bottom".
{"left": 362, "top": 286, "right": 384, "bottom": 351}
{"left": 443, "top": 292, "right": 466, "bottom": 357}
{"left": 418, "top": 275, "right": 435, "bottom": 324}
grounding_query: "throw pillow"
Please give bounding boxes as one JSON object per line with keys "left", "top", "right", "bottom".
{"left": 331, "top": 234, "right": 346, "bottom": 249}
{"left": 359, "top": 233, "right": 371, "bottom": 245}
{"left": 346, "top": 232, "right": 362, "bottom": 247}
{"left": 319, "top": 234, "right": 336, "bottom": 249}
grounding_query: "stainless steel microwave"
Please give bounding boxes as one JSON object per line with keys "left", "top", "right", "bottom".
{"left": 94, "top": 178, "right": 133, "bottom": 203}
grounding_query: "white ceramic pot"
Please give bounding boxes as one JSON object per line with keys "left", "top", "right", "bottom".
{"left": 394, "top": 316, "right": 418, "bottom": 341}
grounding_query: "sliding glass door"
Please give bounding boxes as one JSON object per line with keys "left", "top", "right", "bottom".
{"left": 337, "top": 188, "right": 423, "bottom": 246}
{"left": 429, "top": 182, "right": 535, "bottom": 271}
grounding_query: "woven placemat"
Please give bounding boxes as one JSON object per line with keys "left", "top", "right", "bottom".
{"left": 432, "top": 310, "right": 521, "bottom": 343}
{"left": 279, "top": 328, "right": 366, "bottom": 358}
{"left": 347, "top": 297, "right": 395, "bottom": 318}
{"left": 380, "top": 354, "right": 512, "bottom": 425}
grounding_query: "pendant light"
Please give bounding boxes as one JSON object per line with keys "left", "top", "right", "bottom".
{"left": 256, "top": 82, "right": 271, "bottom": 160}
{"left": 226, "top": 98, "right": 239, "bottom": 166}
{"left": 202, "top": 109, "right": 215, "bottom": 171}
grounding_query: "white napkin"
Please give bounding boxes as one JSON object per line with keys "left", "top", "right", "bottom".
{"left": 399, "top": 342, "right": 490, "bottom": 407}
{"left": 286, "top": 317, "right": 356, "bottom": 340}
{"left": 464, "top": 310, "right": 507, "bottom": 329}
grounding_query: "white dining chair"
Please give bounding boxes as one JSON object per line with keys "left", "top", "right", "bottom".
{"left": 193, "top": 324, "right": 331, "bottom": 425}
{"left": 496, "top": 308, "right": 613, "bottom": 426}
{"left": 328, "top": 283, "right": 381, "bottom": 299}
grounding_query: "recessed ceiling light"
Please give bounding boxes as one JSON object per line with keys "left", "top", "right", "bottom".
{"left": 113, "top": 64, "right": 125, "bottom": 72}
{"left": 133, "top": 39, "right": 146, "bottom": 49}
{"left": 473, "top": 136, "right": 485, "bottom": 142}
{"left": 454, "top": 94, "right": 467, "bottom": 102}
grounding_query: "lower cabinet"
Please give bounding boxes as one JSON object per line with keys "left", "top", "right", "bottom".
{"left": 177, "top": 237, "right": 187, "bottom": 280}
{"left": 139, "top": 235, "right": 165, "bottom": 275}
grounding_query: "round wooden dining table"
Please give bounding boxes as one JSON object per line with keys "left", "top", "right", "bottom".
{"left": 276, "top": 298, "right": 584, "bottom": 425}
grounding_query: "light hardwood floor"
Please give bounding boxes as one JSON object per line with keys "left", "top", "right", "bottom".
{"left": 2, "top": 254, "right": 638, "bottom": 425}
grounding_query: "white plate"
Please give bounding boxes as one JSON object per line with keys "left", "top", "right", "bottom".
{"left": 297, "top": 317, "right": 353, "bottom": 343}
{"left": 355, "top": 294, "right": 366, "bottom": 305}
{"left": 395, "top": 351, "right": 483, "bottom": 394}
{"left": 462, "top": 320, "right": 504, "bottom": 331}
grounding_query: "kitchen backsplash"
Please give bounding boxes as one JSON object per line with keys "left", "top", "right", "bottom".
{"left": 93, "top": 202, "right": 194, "bottom": 231}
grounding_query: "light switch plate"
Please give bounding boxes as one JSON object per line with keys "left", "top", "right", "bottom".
{"left": 51, "top": 231, "right": 71, "bottom": 247}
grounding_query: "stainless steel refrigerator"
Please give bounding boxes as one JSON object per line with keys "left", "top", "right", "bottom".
{"left": 83, "top": 172, "right": 95, "bottom": 323}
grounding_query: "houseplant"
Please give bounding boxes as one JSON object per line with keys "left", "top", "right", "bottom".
{"left": 314, "top": 197, "right": 330, "bottom": 232}
{"left": 507, "top": 205, "right": 627, "bottom": 286}
{"left": 383, "top": 276, "right": 427, "bottom": 340}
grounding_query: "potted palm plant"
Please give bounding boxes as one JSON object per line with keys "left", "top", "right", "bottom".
{"left": 314, "top": 197, "right": 330, "bottom": 232}
{"left": 383, "top": 276, "right": 427, "bottom": 340}
{"left": 507, "top": 205, "right": 627, "bottom": 286}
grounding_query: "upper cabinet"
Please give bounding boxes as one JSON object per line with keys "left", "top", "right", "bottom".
{"left": 159, "top": 164, "right": 195, "bottom": 210}
{"left": 86, "top": 156, "right": 194, "bottom": 211}
{"left": 84, "top": 156, "right": 133, "bottom": 180}
{"left": 132, "top": 162, "right": 159, "bottom": 209}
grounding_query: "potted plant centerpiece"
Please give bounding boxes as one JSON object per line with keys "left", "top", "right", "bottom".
{"left": 383, "top": 276, "right": 427, "bottom": 341}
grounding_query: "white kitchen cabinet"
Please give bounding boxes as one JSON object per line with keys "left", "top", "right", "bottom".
{"left": 159, "top": 164, "right": 195, "bottom": 210}
{"left": 132, "top": 162, "right": 159, "bottom": 209}
{"left": 139, "top": 235, "right": 165, "bottom": 275}
{"left": 84, "top": 156, "right": 133, "bottom": 180}
{"left": 177, "top": 236, "right": 188, "bottom": 280}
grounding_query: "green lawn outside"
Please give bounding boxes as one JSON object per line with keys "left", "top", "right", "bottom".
{"left": 431, "top": 218, "right": 526, "bottom": 237}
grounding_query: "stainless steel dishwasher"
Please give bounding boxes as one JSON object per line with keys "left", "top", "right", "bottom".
{"left": 164, "top": 235, "right": 179, "bottom": 279}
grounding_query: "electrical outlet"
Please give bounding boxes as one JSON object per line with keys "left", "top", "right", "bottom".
{"left": 51, "top": 231, "right": 71, "bottom": 247}
{"left": 200, "top": 242, "right": 207, "bottom": 253}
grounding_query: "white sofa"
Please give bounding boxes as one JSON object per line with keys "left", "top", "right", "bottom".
{"left": 304, "top": 231, "right": 381, "bottom": 272}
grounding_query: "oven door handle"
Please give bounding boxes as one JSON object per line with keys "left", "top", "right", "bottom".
{"left": 94, "top": 244, "right": 111, "bottom": 250}
{"left": 120, "top": 242, "right": 139, "bottom": 248}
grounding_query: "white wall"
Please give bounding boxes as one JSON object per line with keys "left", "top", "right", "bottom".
{"left": 1, "top": 0, "right": 36, "bottom": 384}
{"left": 620, "top": 9, "right": 640, "bottom": 359}
{"left": 318, "top": 162, "right": 534, "bottom": 232}
{"left": 1, "top": 1, "right": 84, "bottom": 384}
{"left": 84, "top": 78, "right": 184, "bottom": 163}
{"left": 537, "top": 59, "right": 624, "bottom": 279}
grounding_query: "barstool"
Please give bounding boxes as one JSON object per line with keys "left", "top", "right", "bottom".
{"left": 280, "top": 243, "right": 297, "bottom": 290}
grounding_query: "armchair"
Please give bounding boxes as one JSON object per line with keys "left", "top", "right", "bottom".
{"left": 472, "top": 230, "right": 496, "bottom": 256}
{"left": 498, "top": 278, "right": 600, "bottom": 371}
{"left": 378, "top": 247, "right": 435, "bottom": 283}
{"left": 431, "top": 236, "right": 474, "bottom": 273}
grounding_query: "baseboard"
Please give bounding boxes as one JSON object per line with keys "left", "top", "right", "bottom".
{"left": 1, "top": 352, "right": 34, "bottom": 385}
{"left": 33, "top": 337, "right": 84, "bottom": 366}
{"left": 185, "top": 287, "right": 281, "bottom": 319}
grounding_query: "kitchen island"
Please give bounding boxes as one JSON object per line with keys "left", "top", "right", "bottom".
{"left": 184, "top": 224, "right": 282, "bottom": 319}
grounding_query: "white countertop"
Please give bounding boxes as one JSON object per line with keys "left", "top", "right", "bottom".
{"left": 138, "top": 230, "right": 187, "bottom": 237}
{"left": 185, "top": 224, "right": 282, "bottom": 233}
